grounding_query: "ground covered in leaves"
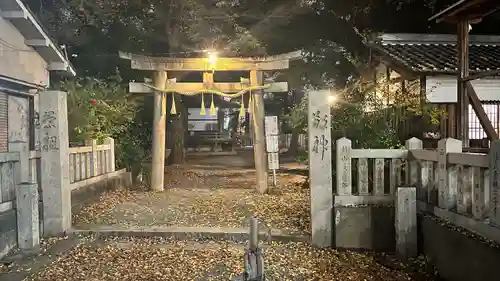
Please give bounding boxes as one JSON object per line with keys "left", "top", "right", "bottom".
{"left": 16, "top": 236, "right": 439, "bottom": 281}
{"left": 73, "top": 153, "right": 310, "bottom": 234}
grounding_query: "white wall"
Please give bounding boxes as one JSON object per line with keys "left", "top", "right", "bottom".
{"left": 426, "top": 76, "right": 500, "bottom": 103}
{"left": 187, "top": 108, "right": 218, "bottom": 131}
{"left": 187, "top": 108, "right": 239, "bottom": 131}
{"left": 0, "top": 15, "right": 49, "bottom": 86}
{"left": 187, "top": 108, "right": 218, "bottom": 120}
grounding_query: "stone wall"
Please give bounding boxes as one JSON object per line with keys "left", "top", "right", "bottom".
{"left": 334, "top": 206, "right": 395, "bottom": 251}
{"left": 418, "top": 214, "right": 500, "bottom": 281}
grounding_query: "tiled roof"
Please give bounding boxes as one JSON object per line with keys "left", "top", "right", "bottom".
{"left": 369, "top": 33, "right": 500, "bottom": 74}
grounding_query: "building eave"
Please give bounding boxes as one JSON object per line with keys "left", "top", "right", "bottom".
{"left": 0, "top": 0, "right": 76, "bottom": 77}
{"left": 429, "top": 0, "right": 500, "bottom": 23}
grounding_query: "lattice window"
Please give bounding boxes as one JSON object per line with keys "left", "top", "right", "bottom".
{"left": 468, "top": 103, "right": 500, "bottom": 140}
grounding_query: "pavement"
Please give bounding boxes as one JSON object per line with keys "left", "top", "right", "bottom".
{"left": 72, "top": 154, "right": 311, "bottom": 236}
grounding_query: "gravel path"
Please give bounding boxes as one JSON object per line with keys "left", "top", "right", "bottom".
{"left": 73, "top": 154, "right": 310, "bottom": 234}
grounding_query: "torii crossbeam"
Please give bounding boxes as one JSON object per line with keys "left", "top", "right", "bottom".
{"left": 119, "top": 51, "right": 302, "bottom": 193}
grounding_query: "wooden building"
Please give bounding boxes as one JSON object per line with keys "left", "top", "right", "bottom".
{"left": 367, "top": 0, "right": 500, "bottom": 149}
{"left": 369, "top": 33, "right": 500, "bottom": 147}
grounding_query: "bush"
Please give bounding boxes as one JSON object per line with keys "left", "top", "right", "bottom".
{"left": 61, "top": 72, "right": 149, "bottom": 171}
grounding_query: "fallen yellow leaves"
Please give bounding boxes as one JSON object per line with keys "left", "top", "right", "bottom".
{"left": 73, "top": 156, "right": 310, "bottom": 234}
{"left": 62, "top": 155, "right": 440, "bottom": 280}
{"left": 20, "top": 237, "right": 438, "bottom": 281}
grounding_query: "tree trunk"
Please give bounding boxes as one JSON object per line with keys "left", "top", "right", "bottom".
{"left": 286, "top": 130, "right": 300, "bottom": 156}
{"left": 284, "top": 89, "right": 305, "bottom": 157}
{"left": 170, "top": 99, "right": 185, "bottom": 164}
{"left": 230, "top": 112, "right": 239, "bottom": 148}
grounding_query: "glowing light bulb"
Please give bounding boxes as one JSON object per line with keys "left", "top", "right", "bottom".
{"left": 208, "top": 52, "right": 217, "bottom": 65}
{"left": 328, "top": 95, "right": 336, "bottom": 104}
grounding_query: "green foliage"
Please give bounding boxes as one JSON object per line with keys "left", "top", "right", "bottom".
{"left": 285, "top": 77, "right": 446, "bottom": 150}
{"left": 331, "top": 102, "right": 401, "bottom": 149}
{"left": 295, "top": 150, "right": 309, "bottom": 164}
{"left": 60, "top": 72, "right": 150, "bottom": 170}
{"left": 114, "top": 119, "right": 153, "bottom": 173}
{"left": 282, "top": 95, "right": 308, "bottom": 134}
{"left": 63, "top": 72, "right": 135, "bottom": 145}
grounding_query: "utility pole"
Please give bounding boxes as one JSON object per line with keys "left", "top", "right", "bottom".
{"left": 250, "top": 70, "right": 268, "bottom": 193}
{"left": 151, "top": 71, "right": 167, "bottom": 192}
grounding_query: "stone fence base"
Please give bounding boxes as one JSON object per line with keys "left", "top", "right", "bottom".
{"left": 334, "top": 205, "right": 395, "bottom": 251}
{"left": 418, "top": 214, "right": 500, "bottom": 281}
{"left": 71, "top": 169, "right": 132, "bottom": 214}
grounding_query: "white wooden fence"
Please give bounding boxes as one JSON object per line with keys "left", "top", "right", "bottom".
{"left": 240, "top": 133, "right": 307, "bottom": 149}
{"left": 0, "top": 137, "right": 116, "bottom": 225}
{"left": 69, "top": 138, "right": 115, "bottom": 184}
{"left": 23, "top": 137, "right": 116, "bottom": 191}
{"left": 336, "top": 137, "right": 500, "bottom": 243}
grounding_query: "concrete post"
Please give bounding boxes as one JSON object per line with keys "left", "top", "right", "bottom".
{"left": 405, "top": 138, "right": 423, "bottom": 198}
{"left": 9, "top": 141, "right": 39, "bottom": 251}
{"left": 308, "top": 90, "right": 333, "bottom": 248}
{"left": 395, "top": 186, "right": 417, "bottom": 259}
{"left": 16, "top": 183, "right": 39, "bottom": 251}
{"left": 39, "top": 91, "right": 71, "bottom": 236}
{"left": 250, "top": 70, "right": 268, "bottom": 194}
{"left": 151, "top": 71, "right": 167, "bottom": 192}
{"left": 105, "top": 137, "right": 115, "bottom": 172}
{"left": 86, "top": 139, "right": 98, "bottom": 176}
{"left": 336, "top": 137, "right": 352, "bottom": 195}
{"left": 405, "top": 138, "right": 422, "bottom": 186}
{"left": 437, "top": 138, "right": 462, "bottom": 210}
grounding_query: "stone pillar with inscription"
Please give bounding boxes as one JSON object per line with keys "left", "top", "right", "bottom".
{"left": 489, "top": 140, "right": 500, "bottom": 226}
{"left": 39, "top": 91, "right": 71, "bottom": 236}
{"left": 308, "top": 90, "right": 333, "bottom": 248}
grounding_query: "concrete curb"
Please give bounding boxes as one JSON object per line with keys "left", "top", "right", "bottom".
{"left": 71, "top": 226, "right": 310, "bottom": 243}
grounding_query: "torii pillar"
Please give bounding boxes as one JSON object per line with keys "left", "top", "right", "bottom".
{"left": 250, "top": 70, "right": 268, "bottom": 193}
{"left": 151, "top": 71, "right": 168, "bottom": 191}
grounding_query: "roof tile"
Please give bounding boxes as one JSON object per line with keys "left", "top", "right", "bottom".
{"left": 370, "top": 35, "right": 500, "bottom": 74}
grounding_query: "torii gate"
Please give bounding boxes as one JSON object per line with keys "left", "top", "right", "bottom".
{"left": 119, "top": 51, "right": 302, "bottom": 193}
